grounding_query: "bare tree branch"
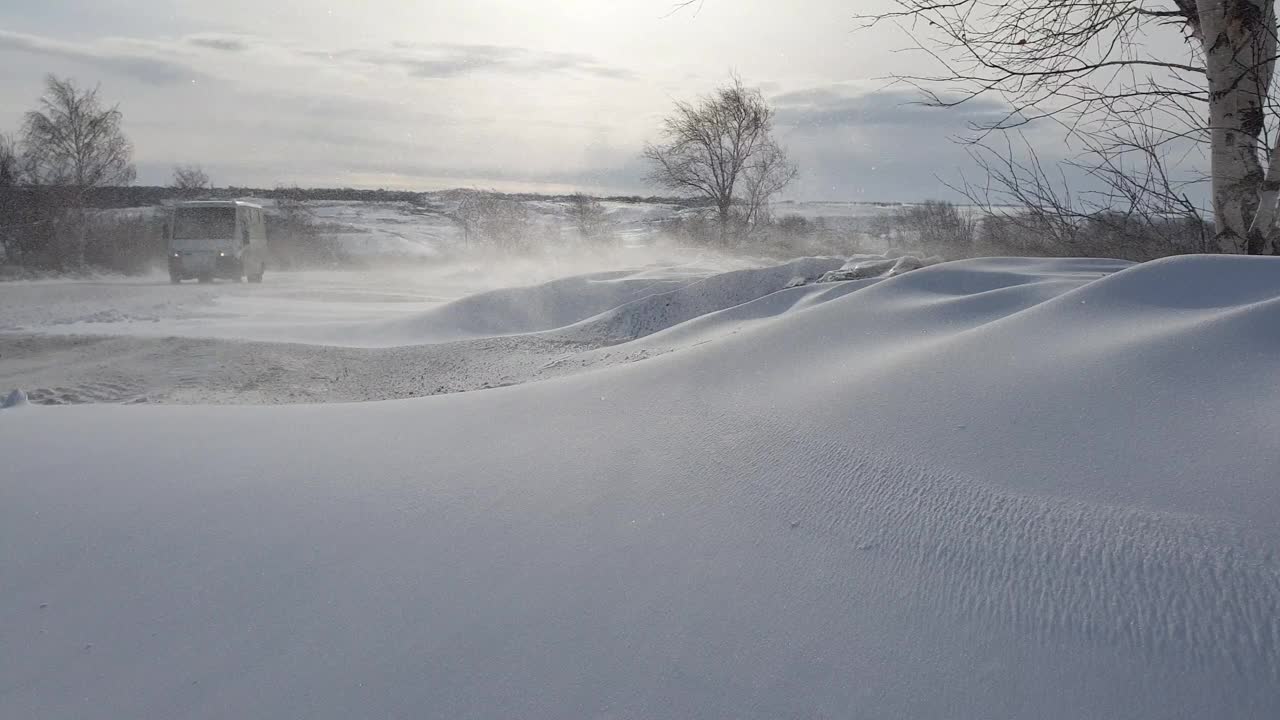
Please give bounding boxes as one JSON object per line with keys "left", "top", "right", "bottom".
{"left": 857, "top": 0, "right": 1279, "bottom": 254}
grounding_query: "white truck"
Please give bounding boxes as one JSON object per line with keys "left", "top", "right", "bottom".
{"left": 167, "top": 200, "right": 268, "bottom": 283}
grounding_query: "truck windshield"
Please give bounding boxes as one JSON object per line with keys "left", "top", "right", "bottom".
{"left": 173, "top": 207, "right": 235, "bottom": 240}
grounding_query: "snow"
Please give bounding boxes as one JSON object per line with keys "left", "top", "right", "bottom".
{"left": 817, "top": 253, "right": 934, "bottom": 282}
{"left": 555, "top": 256, "right": 846, "bottom": 343}
{"left": 0, "top": 255, "right": 853, "bottom": 403}
{"left": 2, "top": 254, "right": 1279, "bottom": 718}
{"left": 358, "top": 270, "right": 698, "bottom": 345}
{"left": 306, "top": 200, "right": 458, "bottom": 257}
{"left": 1, "top": 388, "right": 26, "bottom": 408}
{"left": 0, "top": 248, "right": 754, "bottom": 347}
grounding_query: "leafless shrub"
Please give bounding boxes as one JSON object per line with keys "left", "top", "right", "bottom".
{"left": 567, "top": 193, "right": 615, "bottom": 245}
{"left": 453, "top": 190, "right": 542, "bottom": 253}
{"left": 267, "top": 185, "right": 342, "bottom": 268}
{"left": 956, "top": 135, "right": 1211, "bottom": 260}
{"left": 81, "top": 210, "right": 165, "bottom": 274}
{"left": 882, "top": 201, "right": 977, "bottom": 259}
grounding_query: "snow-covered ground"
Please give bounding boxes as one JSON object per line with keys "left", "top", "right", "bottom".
{"left": 306, "top": 200, "right": 460, "bottom": 257}
{"left": 0, "top": 248, "right": 774, "bottom": 403}
{"left": 2, "top": 252, "right": 1279, "bottom": 718}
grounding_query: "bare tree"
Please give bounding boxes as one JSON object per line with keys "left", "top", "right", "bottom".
{"left": 741, "top": 140, "right": 798, "bottom": 230}
{"left": 20, "top": 74, "right": 135, "bottom": 266}
{"left": 0, "top": 133, "right": 17, "bottom": 187}
{"left": 855, "top": 1, "right": 1280, "bottom": 255}
{"left": 0, "top": 134, "right": 19, "bottom": 264}
{"left": 22, "top": 75, "right": 135, "bottom": 190}
{"left": 643, "top": 75, "right": 795, "bottom": 243}
{"left": 567, "top": 193, "right": 613, "bottom": 244}
{"left": 171, "top": 164, "right": 210, "bottom": 191}
{"left": 451, "top": 189, "right": 537, "bottom": 252}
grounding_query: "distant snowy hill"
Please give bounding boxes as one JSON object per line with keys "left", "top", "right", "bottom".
{"left": 292, "top": 198, "right": 898, "bottom": 258}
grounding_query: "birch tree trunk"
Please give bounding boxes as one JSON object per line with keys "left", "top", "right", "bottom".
{"left": 1248, "top": 133, "right": 1280, "bottom": 254}
{"left": 1198, "top": 0, "right": 1277, "bottom": 253}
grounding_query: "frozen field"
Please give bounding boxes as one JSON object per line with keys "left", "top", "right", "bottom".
{"left": 157, "top": 197, "right": 900, "bottom": 258}
{"left": 3, "top": 252, "right": 1280, "bottom": 719}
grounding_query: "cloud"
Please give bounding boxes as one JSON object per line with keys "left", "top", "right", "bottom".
{"left": 0, "top": 27, "right": 996, "bottom": 198}
{"left": 773, "top": 85, "right": 1014, "bottom": 133}
{"left": 185, "top": 35, "right": 249, "bottom": 52}
{"left": 0, "top": 27, "right": 633, "bottom": 93}
{"left": 313, "top": 43, "right": 634, "bottom": 81}
{"left": 322, "top": 153, "right": 651, "bottom": 196}
{"left": 0, "top": 29, "right": 202, "bottom": 85}
{"left": 760, "top": 84, "right": 1030, "bottom": 201}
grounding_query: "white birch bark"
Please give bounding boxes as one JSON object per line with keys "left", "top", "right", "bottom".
{"left": 1197, "top": 0, "right": 1276, "bottom": 253}
{"left": 1248, "top": 136, "right": 1280, "bottom": 254}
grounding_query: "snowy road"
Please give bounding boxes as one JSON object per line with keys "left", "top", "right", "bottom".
{"left": 0, "top": 267, "right": 549, "bottom": 343}
{"left": 0, "top": 252, "right": 785, "bottom": 404}
{"left": 0, "top": 269, "right": 502, "bottom": 404}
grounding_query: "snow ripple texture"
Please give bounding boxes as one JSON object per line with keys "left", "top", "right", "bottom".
{"left": 747, "top": 434, "right": 1280, "bottom": 681}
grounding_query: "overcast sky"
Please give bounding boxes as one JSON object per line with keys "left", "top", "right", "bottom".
{"left": 0, "top": 0, "right": 1042, "bottom": 200}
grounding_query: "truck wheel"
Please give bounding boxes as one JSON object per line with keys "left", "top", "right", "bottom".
{"left": 169, "top": 274, "right": 181, "bottom": 284}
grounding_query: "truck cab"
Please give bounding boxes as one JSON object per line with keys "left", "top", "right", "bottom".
{"left": 168, "top": 201, "right": 268, "bottom": 283}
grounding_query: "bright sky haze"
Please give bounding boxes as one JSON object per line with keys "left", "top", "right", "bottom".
{"left": 0, "top": 0, "right": 1022, "bottom": 200}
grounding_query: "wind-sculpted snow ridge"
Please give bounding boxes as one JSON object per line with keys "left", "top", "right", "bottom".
{"left": 351, "top": 269, "right": 697, "bottom": 345}
{"left": 556, "top": 256, "right": 846, "bottom": 342}
{"left": 3, "top": 254, "right": 1280, "bottom": 719}
{"left": 572, "top": 255, "right": 1133, "bottom": 366}
{"left": 349, "top": 256, "right": 844, "bottom": 347}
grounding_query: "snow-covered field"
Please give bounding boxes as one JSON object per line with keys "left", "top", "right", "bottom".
{"left": 2, "top": 251, "right": 1279, "bottom": 718}
{"left": 294, "top": 197, "right": 701, "bottom": 257}
{"left": 258, "top": 197, "right": 896, "bottom": 257}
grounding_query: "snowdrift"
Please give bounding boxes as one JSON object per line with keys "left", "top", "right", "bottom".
{"left": 555, "top": 256, "right": 845, "bottom": 342}
{"left": 335, "top": 257, "right": 844, "bottom": 347}
{"left": 3, "top": 255, "right": 1280, "bottom": 719}
{"left": 356, "top": 270, "right": 696, "bottom": 345}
